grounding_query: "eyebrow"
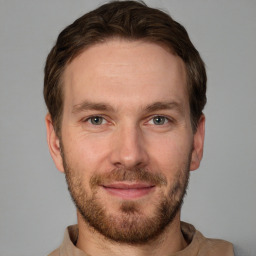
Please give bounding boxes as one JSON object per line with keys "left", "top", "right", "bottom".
{"left": 144, "top": 101, "right": 184, "bottom": 114}
{"left": 72, "top": 100, "right": 183, "bottom": 114}
{"left": 72, "top": 101, "right": 115, "bottom": 114}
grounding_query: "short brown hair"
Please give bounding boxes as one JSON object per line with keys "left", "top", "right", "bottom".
{"left": 44, "top": 0, "right": 207, "bottom": 136}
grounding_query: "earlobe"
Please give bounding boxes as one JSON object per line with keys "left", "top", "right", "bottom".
{"left": 190, "top": 114, "right": 205, "bottom": 171}
{"left": 45, "top": 113, "right": 64, "bottom": 173}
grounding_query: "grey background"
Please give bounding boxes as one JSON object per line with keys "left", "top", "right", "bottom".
{"left": 0, "top": 0, "right": 255, "bottom": 255}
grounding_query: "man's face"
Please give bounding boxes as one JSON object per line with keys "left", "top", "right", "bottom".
{"left": 46, "top": 39, "right": 204, "bottom": 244}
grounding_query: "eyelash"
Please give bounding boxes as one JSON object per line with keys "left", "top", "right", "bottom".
{"left": 82, "top": 115, "right": 107, "bottom": 125}
{"left": 153, "top": 116, "right": 172, "bottom": 125}
{"left": 82, "top": 115, "right": 173, "bottom": 126}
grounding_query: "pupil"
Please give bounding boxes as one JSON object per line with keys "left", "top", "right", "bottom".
{"left": 154, "top": 116, "right": 164, "bottom": 125}
{"left": 92, "top": 116, "right": 102, "bottom": 125}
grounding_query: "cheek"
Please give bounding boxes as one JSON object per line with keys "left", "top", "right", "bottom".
{"left": 63, "top": 132, "right": 111, "bottom": 173}
{"left": 147, "top": 133, "right": 192, "bottom": 171}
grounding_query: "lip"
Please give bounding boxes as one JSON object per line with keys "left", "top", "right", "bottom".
{"left": 102, "top": 183, "right": 155, "bottom": 200}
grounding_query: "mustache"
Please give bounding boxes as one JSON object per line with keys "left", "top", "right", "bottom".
{"left": 90, "top": 167, "right": 167, "bottom": 188}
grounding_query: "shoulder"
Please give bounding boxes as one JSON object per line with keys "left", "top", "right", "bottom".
{"left": 181, "top": 222, "right": 234, "bottom": 256}
{"left": 47, "top": 247, "right": 60, "bottom": 256}
{"left": 196, "top": 230, "right": 234, "bottom": 256}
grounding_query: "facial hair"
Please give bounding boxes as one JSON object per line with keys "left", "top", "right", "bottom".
{"left": 62, "top": 148, "right": 191, "bottom": 245}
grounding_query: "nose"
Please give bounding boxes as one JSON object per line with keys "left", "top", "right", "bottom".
{"left": 109, "top": 124, "right": 149, "bottom": 169}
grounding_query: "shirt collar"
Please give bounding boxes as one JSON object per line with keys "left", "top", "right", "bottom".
{"left": 58, "top": 222, "right": 200, "bottom": 256}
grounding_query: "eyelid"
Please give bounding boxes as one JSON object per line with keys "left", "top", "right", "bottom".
{"left": 149, "top": 114, "right": 171, "bottom": 121}
{"left": 145, "top": 115, "right": 175, "bottom": 127}
{"left": 80, "top": 114, "right": 174, "bottom": 125}
{"left": 82, "top": 115, "right": 107, "bottom": 124}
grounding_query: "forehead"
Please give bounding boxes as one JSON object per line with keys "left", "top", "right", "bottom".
{"left": 63, "top": 39, "right": 188, "bottom": 111}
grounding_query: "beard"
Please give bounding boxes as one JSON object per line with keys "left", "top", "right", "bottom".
{"left": 62, "top": 148, "right": 191, "bottom": 245}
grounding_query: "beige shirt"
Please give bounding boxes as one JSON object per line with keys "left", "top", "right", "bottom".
{"left": 48, "top": 222, "right": 234, "bottom": 256}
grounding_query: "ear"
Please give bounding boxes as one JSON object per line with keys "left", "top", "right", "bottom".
{"left": 190, "top": 114, "right": 205, "bottom": 171}
{"left": 45, "top": 113, "right": 64, "bottom": 173}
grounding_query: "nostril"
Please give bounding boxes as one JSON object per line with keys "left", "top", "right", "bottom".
{"left": 114, "top": 162, "right": 123, "bottom": 168}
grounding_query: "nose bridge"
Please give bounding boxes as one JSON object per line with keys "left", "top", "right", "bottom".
{"left": 110, "top": 122, "right": 148, "bottom": 168}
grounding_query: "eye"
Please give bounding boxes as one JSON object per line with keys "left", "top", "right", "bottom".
{"left": 150, "top": 116, "right": 169, "bottom": 125}
{"left": 87, "top": 116, "right": 106, "bottom": 125}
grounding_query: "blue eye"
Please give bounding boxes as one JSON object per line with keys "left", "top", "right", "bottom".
{"left": 152, "top": 116, "right": 168, "bottom": 125}
{"left": 89, "top": 116, "right": 105, "bottom": 125}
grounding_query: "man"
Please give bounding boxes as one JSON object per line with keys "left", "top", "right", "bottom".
{"left": 44, "top": 1, "right": 234, "bottom": 255}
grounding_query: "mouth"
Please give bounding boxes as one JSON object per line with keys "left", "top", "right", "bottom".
{"left": 101, "top": 182, "right": 156, "bottom": 200}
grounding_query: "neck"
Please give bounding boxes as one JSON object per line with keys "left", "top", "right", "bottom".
{"left": 76, "top": 211, "right": 187, "bottom": 256}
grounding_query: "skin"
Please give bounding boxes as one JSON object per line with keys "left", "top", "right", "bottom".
{"left": 46, "top": 39, "right": 205, "bottom": 256}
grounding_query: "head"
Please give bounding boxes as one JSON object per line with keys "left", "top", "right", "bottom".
{"left": 44, "top": 0, "right": 206, "bottom": 137}
{"left": 44, "top": 1, "right": 206, "bottom": 245}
